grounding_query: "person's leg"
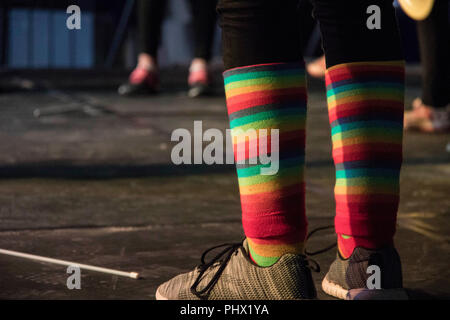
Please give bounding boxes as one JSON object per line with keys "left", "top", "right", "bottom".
{"left": 404, "top": 0, "right": 450, "bottom": 132}
{"left": 417, "top": 0, "right": 449, "bottom": 109}
{"left": 137, "top": 0, "right": 166, "bottom": 65}
{"left": 118, "top": 0, "right": 166, "bottom": 95}
{"left": 187, "top": 0, "right": 218, "bottom": 97}
{"left": 298, "top": 0, "right": 327, "bottom": 79}
{"left": 220, "top": 0, "right": 308, "bottom": 267}
{"left": 155, "top": 0, "right": 316, "bottom": 300}
{"left": 189, "top": 0, "right": 218, "bottom": 63}
{"left": 311, "top": 0, "right": 406, "bottom": 298}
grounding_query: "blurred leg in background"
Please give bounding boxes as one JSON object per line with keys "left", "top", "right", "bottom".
{"left": 299, "top": 0, "right": 327, "bottom": 79}
{"left": 119, "top": 0, "right": 219, "bottom": 97}
{"left": 404, "top": 0, "right": 450, "bottom": 133}
{"left": 187, "top": 0, "right": 218, "bottom": 98}
{"left": 118, "top": 0, "right": 166, "bottom": 96}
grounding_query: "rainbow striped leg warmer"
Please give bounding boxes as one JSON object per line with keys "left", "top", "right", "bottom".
{"left": 224, "top": 62, "right": 308, "bottom": 267}
{"left": 325, "top": 61, "right": 405, "bottom": 258}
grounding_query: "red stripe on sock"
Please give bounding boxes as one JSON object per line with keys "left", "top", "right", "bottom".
{"left": 227, "top": 88, "right": 306, "bottom": 115}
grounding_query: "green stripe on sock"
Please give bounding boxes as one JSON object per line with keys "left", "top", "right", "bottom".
{"left": 230, "top": 108, "right": 305, "bottom": 128}
{"left": 224, "top": 69, "right": 303, "bottom": 85}
{"left": 248, "top": 244, "right": 280, "bottom": 267}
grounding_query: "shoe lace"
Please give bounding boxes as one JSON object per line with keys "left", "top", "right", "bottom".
{"left": 190, "top": 241, "right": 243, "bottom": 300}
{"left": 189, "top": 226, "right": 335, "bottom": 300}
{"left": 305, "top": 225, "right": 337, "bottom": 256}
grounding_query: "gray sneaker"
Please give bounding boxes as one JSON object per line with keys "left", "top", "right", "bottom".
{"left": 322, "top": 246, "right": 408, "bottom": 300}
{"left": 156, "top": 239, "right": 317, "bottom": 300}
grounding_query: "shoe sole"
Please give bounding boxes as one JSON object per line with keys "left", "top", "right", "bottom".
{"left": 156, "top": 282, "right": 317, "bottom": 300}
{"left": 155, "top": 286, "right": 169, "bottom": 300}
{"left": 322, "top": 276, "right": 348, "bottom": 300}
{"left": 187, "top": 85, "right": 210, "bottom": 98}
{"left": 322, "top": 276, "right": 408, "bottom": 300}
{"left": 118, "top": 85, "right": 159, "bottom": 96}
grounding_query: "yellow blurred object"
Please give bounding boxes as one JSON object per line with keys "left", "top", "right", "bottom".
{"left": 398, "top": 0, "right": 435, "bottom": 21}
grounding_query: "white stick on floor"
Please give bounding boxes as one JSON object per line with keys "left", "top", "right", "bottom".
{"left": 0, "top": 248, "right": 139, "bottom": 279}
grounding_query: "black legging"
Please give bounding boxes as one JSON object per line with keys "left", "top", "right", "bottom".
{"left": 217, "top": 0, "right": 403, "bottom": 70}
{"left": 138, "top": 0, "right": 218, "bottom": 61}
{"left": 416, "top": 0, "right": 450, "bottom": 108}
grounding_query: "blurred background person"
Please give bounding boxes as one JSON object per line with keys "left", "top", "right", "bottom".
{"left": 299, "top": 0, "right": 326, "bottom": 78}
{"left": 404, "top": 0, "right": 450, "bottom": 133}
{"left": 305, "top": 0, "right": 450, "bottom": 133}
{"left": 118, "top": 0, "right": 218, "bottom": 98}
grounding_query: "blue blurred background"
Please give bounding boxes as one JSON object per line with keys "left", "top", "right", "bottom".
{"left": 0, "top": 0, "right": 425, "bottom": 71}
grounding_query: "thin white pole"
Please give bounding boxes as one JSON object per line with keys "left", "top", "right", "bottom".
{"left": 0, "top": 248, "right": 139, "bottom": 279}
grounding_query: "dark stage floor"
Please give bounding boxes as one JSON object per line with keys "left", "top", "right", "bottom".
{"left": 0, "top": 67, "right": 448, "bottom": 299}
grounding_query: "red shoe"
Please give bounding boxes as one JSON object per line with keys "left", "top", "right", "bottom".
{"left": 187, "top": 67, "right": 211, "bottom": 98}
{"left": 118, "top": 68, "right": 159, "bottom": 96}
{"left": 307, "top": 55, "right": 326, "bottom": 79}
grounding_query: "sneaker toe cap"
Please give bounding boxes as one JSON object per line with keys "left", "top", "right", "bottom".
{"left": 156, "top": 271, "right": 197, "bottom": 300}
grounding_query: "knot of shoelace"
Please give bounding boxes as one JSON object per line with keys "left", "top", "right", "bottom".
{"left": 191, "top": 242, "right": 243, "bottom": 300}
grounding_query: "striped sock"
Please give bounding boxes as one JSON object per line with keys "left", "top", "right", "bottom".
{"left": 325, "top": 61, "right": 405, "bottom": 259}
{"left": 224, "top": 62, "right": 308, "bottom": 267}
